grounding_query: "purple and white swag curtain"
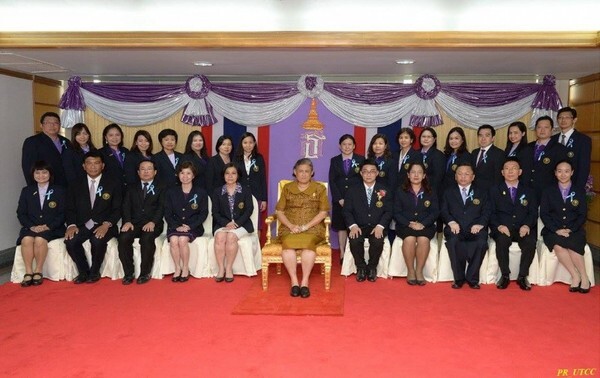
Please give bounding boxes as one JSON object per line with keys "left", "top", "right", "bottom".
{"left": 59, "top": 74, "right": 562, "bottom": 129}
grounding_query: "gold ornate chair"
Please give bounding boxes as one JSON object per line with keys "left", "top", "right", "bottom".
{"left": 261, "top": 180, "right": 332, "bottom": 291}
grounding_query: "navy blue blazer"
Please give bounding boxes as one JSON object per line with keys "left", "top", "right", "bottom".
{"left": 152, "top": 150, "right": 183, "bottom": 188}
{"left": 164, "top": 185, "right": 209, "bottom": 235}
{"left": 65, "top": 175, "right": 122, "bottom": 233}
{"left": 540, "top": 185, "right": 587, "bottom": 235}
{"left": 471, "top": 144, "right": 505, "bottom": 192}
{"left": 17, "top": 184, "right": 66, "bottom": 232}
{"left": 442, "top": 151, "right": 472, "bottom": 189}
{"left": 62, "top": 147, "right": 90, "bottom": 184}
{"left": 234, "top": 153, "right": 267, "bottom": 202}
{"left": 489, "top": 182, "right": 538, "bottom": 237}
{"left": 393, "top": 187, "right": 439, "bottom": 228}
{"left": 343, "top": 183, "right": 393, "bottom": 230}
{"left": 393, "top": 148, "right": 422, "bottom": 181}
{"left": 22, "top": 133, "right": 71, "bottom": 187}
{"left": 551, "top": 130, "right": 591, "bottom": 191}
{"left": 181, "top": 152, "right": 209, "bottom": 191}
{"left": 505, "top": 141, "right": 527, "bottom": 158}
{"left": 211, "top": 185, "right": 254, "bottom": 234}
{"left": 519, "top": 139, "right": 567, "bottom": 199}
{"left": 420, "top": 148, "right": 446, "bottom": 195}
{"left": 206, "top": 154, "right": 230, "bottom": 195}
{"left": 441, "top": 184, "right": 491, "bottom": 231}
{"left": 328, "top": 153, "right": 365, "bottom": 204}
{"left": 371, "top": 156, "right": 397, "bottom": 197}
{"left": 123, "top": 151, "right": 152, "bottom": 186}
{"left": 99, "top": 145, "right": 129, "bottom": 186}
{"left": 122, "top": 180, "right": 166, "bottom": 233}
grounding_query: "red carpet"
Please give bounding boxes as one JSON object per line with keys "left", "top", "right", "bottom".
{"left": 232, "top": 265, "right": 345, "bottom": 316}
{"left": 1, "top": 271, "right": 598, "bottom": 377}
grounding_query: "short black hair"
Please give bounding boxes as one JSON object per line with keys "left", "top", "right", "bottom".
{"left": 83, "top": 150, "right": 105, "bottom": 163}
{"left": 557, "top": 107, "right": 577, "bottom": 119}
{"left": 477, "top": 124, "right": 495, "bottom": 137}
{"left": 360, "top": 158, "right": 379, "bottom": 171}
{"left": 158, "top": 128, "right": 178, "bottom": 144}
{"left": 535, "top": 116, "right": 554, "bottom": 128}
{"left": 40, "top": 112, "right": 60, "bottom": 124}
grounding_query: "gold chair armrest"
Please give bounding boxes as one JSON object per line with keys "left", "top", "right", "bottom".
{"left": 264, "top": 213, "right": 277, "bottom": 245}
{"left": 324, "top": 216, "right": 331, "bottom": 245}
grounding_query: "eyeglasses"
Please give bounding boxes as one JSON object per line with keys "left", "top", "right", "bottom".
{"left": 361, "top": 170, "right": 378, "bottom": 175}
{"left": 557, "top": 116, "right": 573, "bottom": 120}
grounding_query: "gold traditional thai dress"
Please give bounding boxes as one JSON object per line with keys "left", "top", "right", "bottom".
{"left": 276, "top": 181, "right": 330, "bottom": 250}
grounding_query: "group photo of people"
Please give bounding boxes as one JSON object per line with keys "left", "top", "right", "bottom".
{"left": 17, "top": 106, "right": 593, "bottom": 297}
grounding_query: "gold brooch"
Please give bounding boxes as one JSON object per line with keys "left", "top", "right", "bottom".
{"left": 354, "top": 167, "right": 360, "bottom": 173}
{"left": 102, "top": 193, "right": 111, "bottom": 200}
{"left": 424, "top": 200, "right": 431, "bottom": 208}
{"left": 191, "top": 203, "right": 199, "bottom": 210}
{"left": 567, "top": 151, "right": 574, "bottom": 158}
{"left": 543, "top": 157, "right": 551, "bottom": 164}
{"left": 403, "top": 163, "right": 410, "bottom": 170}
{"left": 473, "top": 199, "right": 480, "bottom": 205}
{"left": 253, "top": 165, "right": 259, "bottom": 172}
{"left": 48, "top": 201, "right": 57, "bottom": 208}
{"left": 571, "top": 199, "right": 579, "bottom": 207}
{"left": 522, "top": 199, "right": 528, "bottom": 206}
{"left": 379, "top": 171, "right": 386, "bottom": 177}
{"left": 375, "top": 201, "right": 383, "bottom": 208}
{"left": 451, "top": 164, "right": 457, "bottom": 171}
{"left": 238, "top": 202, "right": 244, "bottom": 209}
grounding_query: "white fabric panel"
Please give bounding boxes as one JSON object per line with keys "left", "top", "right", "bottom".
{"left": 529, "top": 108, "right": 558, "bottom": 129}
{"left": 60, "top": 109, "right": 85, "bottom": 129}
{"left": 11, "top": 239, "right": 68, "bottom": 282}
{"left": 484, "top": 239, "right": 540, "bottom": 285}
{"left": 436, "top": 92, "right": 537, "bottom": 129}
{"left": 437, "top": 237, "right": 489, "bottom": 283}
{"left": 340, "top": 238, "right": 391, "bottom": 278}
{"left": 538, "top": 243, "right": 595, "bottom": 287}
{"left": 388, "top": 236, "right": 439, "bottom": 282}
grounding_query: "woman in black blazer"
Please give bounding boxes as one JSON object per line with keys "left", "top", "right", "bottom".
{"left": 153, "top": 128, "right": 183, "bottom": 188}
{"left": 540, "top": 160, "right": 591, "bottom": 293}
{"left": 16, "top": 161, "right": 66, "bottom": 287}
{"left": 164, "top": 162, "right": 209, "bottom": 282}
{"left": 99, "top": 123, "right": 129, "bottom": 188}
{"left": 442, "top": 126, "right": 472, "bottom": 188}
{"left": 124, "top": 130, "right": 153, "bottom": 186}
{"left": 505, "top": 121, "right": 528, "bottom": 158}
{"left": 182, "top": 130, "right": 209, "bottom": 191}
{"left": 211, "top": 163, "right": 254, "bottom": 282}
{"left": 367, "top": 133, "right": 397, "bottom": 194}
{"left": 394, "top": 127, "right": 421, "bottom": 179}
{"left": 394, "top": 162, "right": 439, "bottom": 286}
{"left": 206, "top": 135, "right": 234, "bottom": 194}
{"left": 328, "top": 134, "right": 365, "bottom": 259}
{"left": 62, "top": 123, "right": 97, "bottom": 184}
{"left": 418, "top": 127, "right": 446, "bottom": 196}
{"left": 233, "top": 132, "right": 267, "bottom": 212}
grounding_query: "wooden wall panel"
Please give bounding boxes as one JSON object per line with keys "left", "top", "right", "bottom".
{"left": 571, "top": 103, "right": 596, "bottom": 132}
{"left": 588, "top": 197, "right": 600, "bottom": 223}
{"left": 32, "top": 81, "right": 61, "bottom": 134}
{"left": 585, "top": 221, "right": 600, "bottom": 248}
{"left": 591, "top": 133, "right": 600, "bottom": 162}
{"left": 569, "top": 81, "right": 596, "bottom": 106}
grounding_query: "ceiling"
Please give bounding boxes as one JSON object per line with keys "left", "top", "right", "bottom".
{"left": 1, "top": 47, "right": 599, "bottom": 83}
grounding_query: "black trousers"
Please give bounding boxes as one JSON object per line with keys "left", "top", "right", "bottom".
{"left": 118, "top": 227, "right": 160, "bottom": 277}
{"left": 348, "top": 226, "right": 385, "bottom": 271}
{"left": 65, "top": 225, "right": 116, "bottom": 277}
{"left": 444, "top": 230, "right": 488, "bottom": 285}
{"left": 493, "top": 230, "right": 536, "bottom": 277}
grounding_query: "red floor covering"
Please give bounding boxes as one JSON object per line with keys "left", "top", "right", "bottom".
{"left": 1, "top": 269, "right": 598, "bottom": 377}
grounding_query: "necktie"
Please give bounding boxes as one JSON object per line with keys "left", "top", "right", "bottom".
{"left": 560, "top": 134, "right": 567, "bottom": 146}
{"left": 534, "top": 144, "right": 545, "bottom": 161}
{"left": 367, "top": 187, "right": 373, "bottom": 206}
{"left": 143, "top": 182, "right": 148, "bottom": 199}
{"left": 90, "top": 179, "right": 96, "bottom": 207}
{"left": 476, "top": 149, "right": 485, "bottom": 167}
{"left": 510, "top": 187, "right": 516, "bottom": 203}
{"left": 343, "top": 159, "right": 350, "bottom": 175}
{"left": 461, "top": 187, "right": 468, "bottom": 204}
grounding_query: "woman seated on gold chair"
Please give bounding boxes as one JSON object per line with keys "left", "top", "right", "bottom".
{"left": 276, "top": 158, "right": 329, "bottom": 298}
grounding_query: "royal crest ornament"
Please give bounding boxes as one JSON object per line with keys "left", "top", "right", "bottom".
{"left": 379, "top": 171, "right": 386, "bottom": 177}
{"left": 451, "top": 164, "right": 457, "bottom": 171}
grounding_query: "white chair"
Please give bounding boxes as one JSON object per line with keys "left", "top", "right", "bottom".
{"left": 388, "top": 236, "right": 439, "bottom": 282}
{"left": 437, "top": 237, "right": 489, "bottom": 283}
{"left": 341, "top": 237, "right": 391, "bottom": 278}
{"left": 483, "top": 239, "right": 540, "bottom": 285}
{"left": 537, "top": 243, "right": 596, "bottom": 287}
{"left": 160, "top": 197, "right": 213, "bottom": 278}
{"left": 207, "top": 196, "right": 261, "bottom": 277}
{"left": 10, "top": 238, "right": 69, "bottom": 283}
{"left": 103, "top": 233, "right": 167, "bottom": 280}
{"left": 64, "top": 238, "right": 117, "bottom": 281}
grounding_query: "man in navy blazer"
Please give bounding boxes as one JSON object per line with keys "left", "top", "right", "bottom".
{"left": 343, "top": 159, "right": 393, "bottom": 282}
{"left": 64, "top": 151, "right": 122, "bottom": 284}
{"left": 21, "top": 112, "right": 71, "bottom": 187}
{"left": 118, "top": 160, "right": 166, "bottom": 285}
{"left": 441, "top": 163, "right": 491, "bottom": 289}
{"left": 489, "top": 158, "right": 538, "bottom": 290}
{"left": 552, "top": 107, "right": 591, "bottom": 190}
{"left": 471, "top": 124, "right": 505, "bottom": 192}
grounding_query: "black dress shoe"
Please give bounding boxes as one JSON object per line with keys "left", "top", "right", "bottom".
{"left": 215, "top": 275, "right": 225, "bottom": 283}
{"left": 416, "top": 279, "right": 426, "bottom": 286}
{"left": 172, "top": 274, "right": 181, "bottom": 283}
{"left": 122, "top": 276, "right": 134, "bottom": 285}
{"left": 179, "top": 274, "right": 190, "bottom": 283}
{"left": 225, "top": 275, "right": 234, "bottom": 283}
{"left": 407, "top": 278, "right": 417, "bottom": 286}
{"left": 31, "top": 273, "right": 44, "bottom": 286}
{"left": 516, "top": 276, "right": 531, "bottom": 291}
{"left": 451, "top": 281, "right": 464, "bottom": 289}
{"left": 356, "top": 268, "right": 367, "bottom": 282}
{"left": 569, "top": 283, "right": 581, "bottom": 293}
{"left": 73, "top": 274, "right": 88, "bottom": 284}
{"left": 367, "top": 269, "right": 377, "bottom": 282}
{"left": 300, "top": 286, "right": 310, "bottom": 298}
{"left": 579, "top": 282, "right": 591, "bottom": 294}
{"left": 468, "top": 282, "right": 481, "bottom": 289}
{"left": 496, "top": 275, "right": 510, "bottom": 289}
{"left": 87, "top": 274, "right": 101, "bottom": 283}
{"left": 290, "top": 285, "right": 301, "bottom": 297}
{"left": 137, "top": 275, "right": 151, "bottom": 285}
{"left": 21, "top": 274, "right": 33, "bottom": 287}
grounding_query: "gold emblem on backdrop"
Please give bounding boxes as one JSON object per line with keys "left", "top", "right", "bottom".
{"left": 301, "top": 98, "right": 326, "bottom": 159}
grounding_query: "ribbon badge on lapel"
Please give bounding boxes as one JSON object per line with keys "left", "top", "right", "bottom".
{"left": 465, "top": 190, "right": 476, "bottom": 204}
{"left": 519, "top": 194, "right": 528, "bottom": 206}
{"left": 174, "top": 157, "right": 179, "bottom": 167}
{"left": 251, "top": 158, "right": 259, "bottom": 172}
{"left": 450, "top": 155, "right": 458, "bottom": 171}
{"left": 189, "top": 193, "right": 198, "bottom": 209}
{"left": 147, "top": 184, "right": 155, "bottom": 196}
{"left": 537, "top": 151, "right": 545, "bottom": 162}
{"left": 378, "top": 161, "right": 386, "bottom": 177}
{"left": 375, "top": 189, "right": 386, "bottom": 208}
{"left": 566, "top": 139, "right": 573, "bottom": 149}
{"left": 422, "top": 154, "right": 428, "bottom": 168}
{"left": 352, "top": 159, "right": 360, "bottom": 173}
{"left": 45, "top": 189, "right": 57, "bottom": 208}
{"left": 481, "top": 152, "right": 488, "bottom": 164}
{"left": 96, "top": 186, "right": 110, "bottom": 200}
{"left": 61, "top": 140, "right": 67, "bottom": 150}
{"left": 416, "top": 191, "right": 424, "bottom": 200}
{"left": 402, "top": 154, "right": 410, "bottom": 170}
{"left": 121, "top": 151, "right": 126, "bottom": 161}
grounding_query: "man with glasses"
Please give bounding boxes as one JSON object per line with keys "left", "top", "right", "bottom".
{"left": 21, "top": 112, "right": 71, "bottom": 186}
{"left": 343, "top": 159, "right": 392, "bottom": 282}
{"left": 551, "top": 107, "right": 591, "bottom": 190}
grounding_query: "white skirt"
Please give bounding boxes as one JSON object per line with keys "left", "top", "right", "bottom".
{"left": 214, "top": 227, "right": 248, "bottom": 239}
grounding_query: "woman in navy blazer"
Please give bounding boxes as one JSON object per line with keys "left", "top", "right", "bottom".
{"left": 182, "top": 130, "right": 209, "bottom": 191}
{"left": 394, "top": 128, "right": 421, "bottom": 180}
{"left": 62, "top": 123, "right": 96, "bottom": 184}
{"left": 418, "top": 127, "right": 446, "bottom": 198}
{"left": 99, "top": 123, "right": 129, "bottom": 188}
{"left": 206, "top": 135, "right": 234, "bottom": 194}
{"left": 153, "top": 128, "right": 183, "bottom": 188}
{"left": 504, "top": 121, "right": 528, "bottom": 158}
{"left": 442, "top": 127, "right": 472, "bottom": 188}
{"left": 367, "top": 133, "right": 397, "bottom": 194}
{"left": 211, "top": 163, "right": 254, "bottom": 282}
{"left": 394, "top": 162, "right": 439, "bottom": 285}
{"left": 233, "top": 132, "right": 267, "bottom": 212}
{"left": 123, "top": 130, "right": 153, "bottom": 186}
{"left": 540, "top": 160, "right": 591, "bottom": 293}
{"left": 16, "top": 161, "right": 66, "bottom": 287}
{"left": 165, "top": 161, "right": 209, "bottom": 282}
{"left": 329, "top": 134, "right": 365, "bottom": 259}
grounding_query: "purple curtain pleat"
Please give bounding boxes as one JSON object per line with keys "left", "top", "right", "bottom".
{"left": 530, "top": 75, "right": 562, "bottom": 110}
{"left": 181, "top": 99, "right": 218, "bottom": 127}
{"left": 211, "top": 83, "right": 298, "bottom": 103}
{"left": 409, "top": 114, "right": 443, "bottom": 127}
{"left": 58, "top": 76, "right": 86, "bottom": 110}
{"left": 81, "top": 83, "right": 185, "bottom": 103}
{"left": 324, "top": 83, "right": 415, "bottom": 104}
{"left": 441, "top": 83, "right": 540, "bottom": 107}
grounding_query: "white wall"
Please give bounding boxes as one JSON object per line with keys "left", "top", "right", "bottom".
{"left": 0, "top": 75, "right": 33, "bottom": 250}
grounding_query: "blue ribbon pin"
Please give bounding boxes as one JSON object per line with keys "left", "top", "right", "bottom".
{"left": 422, "top": 154, "right": 428, "bottom": 164}
{"left": 482, "top": 153, "right": 487, "bottom": 164}
{"left": 519, "top": 194, "right": 526, "bottom": 204}
{"left": 378, "top": 160, "right": 385, "bottom": 170}
{"left": 402, "top": 154, "right": 409, "bottom": 164}
{"left": 566, "top": 139, "right": 573, "bottom": 148}
{"left": 174, "top": 157, "right": 179, "bottom": 166}
{"left": 147, "top": 184, "right": 155, "bottom": 196}
{"left": 416, "top": 191, "right": 424, "bottom": 200}
{"left": 537, "top": 151, "right": 545, "bottom": 161}
{"left": 96, "top": 186, "right": 103, "bottom": 197}
{"left": 465, "top": 190, "right": 474, "bottom": 202}
{"left": 565, "top": 191, "right": 575, "bottom": 202}
{"left": 45, "top": 189, "right": 54, "bottom": 200}
{"left": 189, "top": 193, "right": 198, "bottom": 205}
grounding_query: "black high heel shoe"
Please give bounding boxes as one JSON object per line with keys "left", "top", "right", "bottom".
{"left": 579, "top": 281, "right": 591, "bottom": 294}
{"left": 569, "top": 282, "right": 581, "bottom": 293}
{"left": 172, "top": 273, "right": 181, "bottom": 283}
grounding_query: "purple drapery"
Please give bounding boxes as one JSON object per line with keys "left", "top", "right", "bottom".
{"left": 441, "top": 83, "right": 540, "bottom": 107}
{"left": 58, "top": 76, "right": 86, "bottom": 110}
{"left": 324, "top": 83, "right": 415, "bottom": 104}
{"left": 81, "top": 82, "right": 184, "bottom": 103}
{"left": 211, "top": 83, "right": 298, "bottom": 103}
{"left": 409, "top": 114, "right": 444, "bottom": 128}
{"left": 530, "top": 75, "right": 562, "bottom": 110}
